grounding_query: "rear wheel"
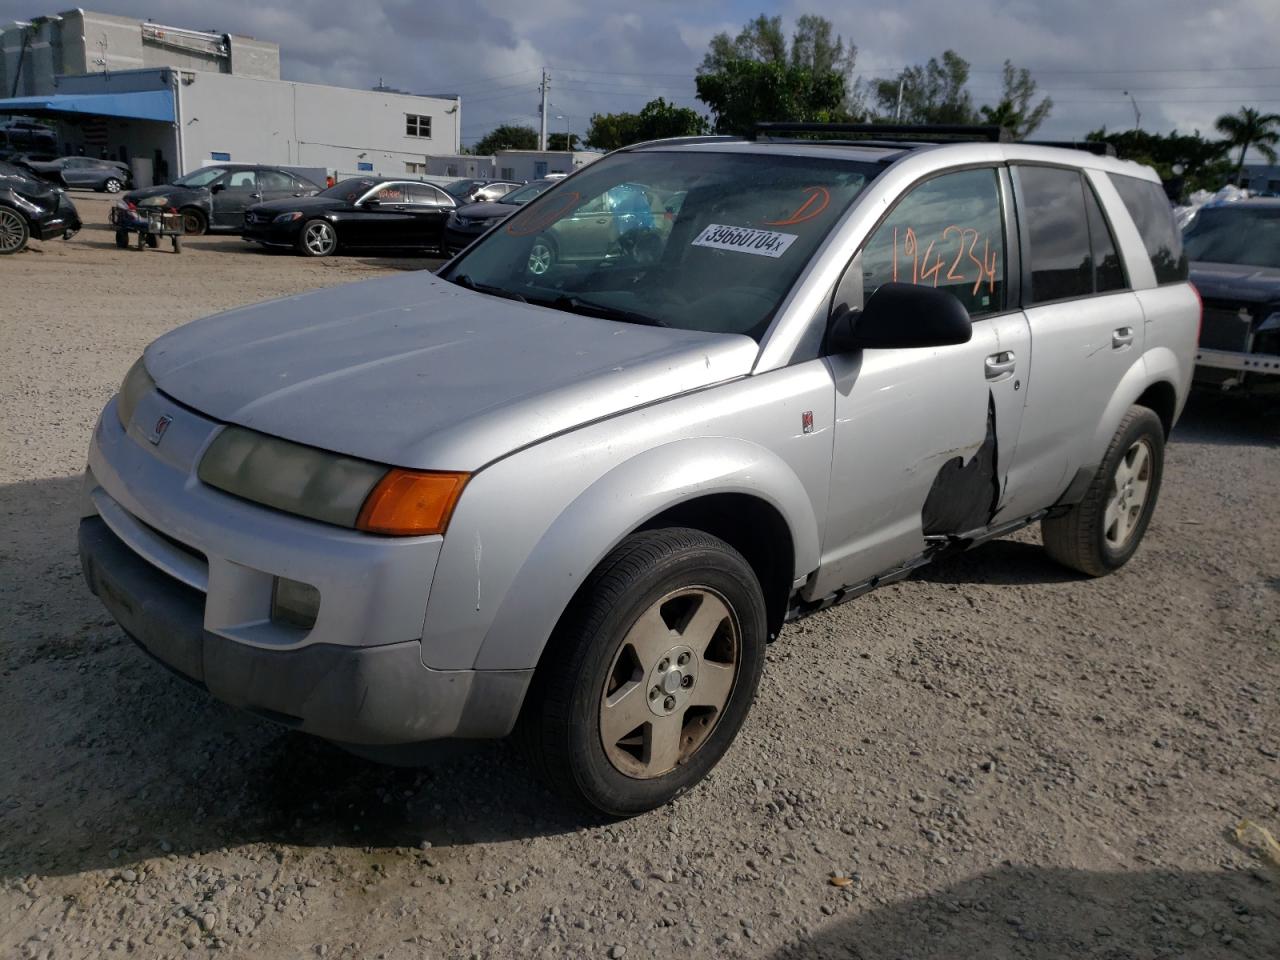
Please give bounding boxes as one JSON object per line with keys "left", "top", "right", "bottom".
{"left": 527, "top": 235, "right": 556, "bottom": 276}
{"left": 298, "top": 218, "right": 337, "bottom": 257}
{"left": 103, "top": 177, "right": 123, "bottom": 194}
{"left": 0, "top": 206, "right": 28, "bottom": 254}
{"left": 114, "top": 229, "right": 129, "bottom": 249}
{"left": 180, "top": 208, "right": 207, "bottom": 236}
{"left": 1042, "top": 405, "right": 1165, "bottom": 576}
{"left": 519, "top": 528, "right": 766, "bottom": 817}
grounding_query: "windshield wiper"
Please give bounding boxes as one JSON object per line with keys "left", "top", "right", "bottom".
{"left": 450, "top": 274, "right": 527, "bottom": 303}
{"left": 534, "top": 294, "right": 667, "bottom": 328}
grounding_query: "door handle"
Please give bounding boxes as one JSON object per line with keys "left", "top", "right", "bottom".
{"left": 985, "top": 351, "right": 1016, "bottom": 380}
{"left": 249, "top": 193, "right": 262, "bottom": 199}
{"left": 1112, "top": 326, "right": 1134, "bottom": 348}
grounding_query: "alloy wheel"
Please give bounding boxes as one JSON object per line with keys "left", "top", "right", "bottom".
{"left": 599, "top": 587, "right": 739, "bottom": 779}
{"left": 104, "top": 179, "right": 122, "bottom": 193}
{"left": 1104, "top": 438, "right": 1152, "bottom": 549}
{"left": 304, "top": 221, "right": 337, "bottom": 256}
{"left": 528, "top": 239, "right": 553, "bottom": 275}
{"left": 0, "top": 208, "right": 26, "bottom": 253}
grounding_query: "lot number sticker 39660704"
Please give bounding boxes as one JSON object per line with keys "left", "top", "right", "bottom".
{"left": 692, "top": 224, "right": 798, "bottom": 258}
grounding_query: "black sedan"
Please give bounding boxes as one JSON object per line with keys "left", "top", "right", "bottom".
{"left": 26, "top": 156, "right": 131, "bottom": 193}
{"left": 444, "top": 179, "right": 556, "bottom": 255}
{"left": 119, "top": 164, "right": 320, "bottom": 236}
{"left": 243, "top": 178, "right": 457, "bottom": 257}
{"left": 0, "top": 160, "right": 81, "bottom": 254}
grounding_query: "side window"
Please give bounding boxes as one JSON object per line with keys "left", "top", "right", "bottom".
{"left": 1015, "top": 166, "right": 1094, "bottom": 303}
{"left": 860, "top": 168, "right": 1006, "bottom": 316}
{"left": 227, "top": 170, "right": 257, "bottom": 189}
{"left": 1108, "top": 173, "right": 1189, "bottom": 284}
{"left": 403, "top": 183, "right": 449, "bottom": 206}
{"left": 1083, "top": 181, "right": 1126, "bottom": 293}
{"left": 258, "top": 170, "right": 292, "bottom": 191}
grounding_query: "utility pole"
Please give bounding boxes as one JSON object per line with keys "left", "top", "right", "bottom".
{"left": 894, "top": 76, "right": 905, "bottom": 121}
{"left": 1122, "top": 90, "right": 1141, "bottom": 129}
{"left": 539, "top": 69, "right": 549, "bottom": 151}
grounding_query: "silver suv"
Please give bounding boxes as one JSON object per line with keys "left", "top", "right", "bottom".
{"left": 79, "top": 127, "right": 1199, "bottom": 816}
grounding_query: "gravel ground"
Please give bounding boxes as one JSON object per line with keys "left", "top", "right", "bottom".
{"left": 2, "top": 194, "right": 1278, "bottom": 959}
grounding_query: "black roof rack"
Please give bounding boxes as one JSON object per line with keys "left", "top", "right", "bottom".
{"left": 1021, "top": 139, "right": 1117, "bottom": 157}
{"left": 752, "top": 122, "right": 1012, "bottom": 143}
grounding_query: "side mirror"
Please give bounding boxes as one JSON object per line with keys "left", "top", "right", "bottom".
{"left": 209, "top": 182, "right": 225, "bottom": 193}
{"left": 828, "top": 282, "right": 973, "bottom": 353}
{"left": 363, "top": 198, "right": 380, "bottom": 208}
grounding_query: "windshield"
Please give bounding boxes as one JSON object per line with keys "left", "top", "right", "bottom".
{"left": 443, "top": 179, "right": 483, "bottom": 198}
{"left": 501, "top": 180, "right": 552, "bottom": 206}
{"left": 1183, "top": 205, "right": 1280, "bottom": 269}
{"left": 173, "top": 166, "right": 226, "bottom": 188}
{"left": 441, "top": 151, "right": 879, "bottom": 340}
{"left": 319, "top": 177, "right": 379, "bottom": 202}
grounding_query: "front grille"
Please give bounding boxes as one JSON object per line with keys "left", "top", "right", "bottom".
{"left": 1200, "top": 300, "right": 1255, "bottom": 352}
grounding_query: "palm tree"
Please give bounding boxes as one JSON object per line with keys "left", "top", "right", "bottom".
{"left": 1215, "top": 106, "right": 1280, "bottom": 185}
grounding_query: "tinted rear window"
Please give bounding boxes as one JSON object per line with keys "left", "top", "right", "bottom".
{"left": 1108, "top": 173, "right": 1188, "bottom": 283}
{"left": 1016, "top": 166, "right": 1094, "bottom": 303}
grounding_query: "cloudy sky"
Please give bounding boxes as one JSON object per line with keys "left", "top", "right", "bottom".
{"left": 4, "top": 0, "right": 1279, "bottom": 151}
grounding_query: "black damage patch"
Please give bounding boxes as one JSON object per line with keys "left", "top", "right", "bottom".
{"left": 921, "top": 392, "right": 1000, "bottom": 536}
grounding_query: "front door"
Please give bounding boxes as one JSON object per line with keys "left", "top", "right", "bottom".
{"left": 211, "top": 169, "right": 259, "bottom": 227}
{"left": 345, "top": 182, "right": 416, "bottom": 248}
{"left": 810, "top": 166, "right": 1030, "bottom": 599}
{"left": 996, "top": 165, "right": 1146, "bottom": 520}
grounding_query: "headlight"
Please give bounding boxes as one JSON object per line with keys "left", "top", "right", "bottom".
{"left": 197, "top": 426, "right": 468, "bottom": 535}
{"left": 116, "top": 358, "right": 155, "bottom": 429}
{"left": 137, "top": 195, "right": 169, "bottom": 207}
{"left": 273, "top": 212, "right": 304, "bottom": 223}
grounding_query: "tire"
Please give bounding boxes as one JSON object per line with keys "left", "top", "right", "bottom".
{"left": 115, "top": 229, "right": 129, "bottom": 249}
{"left": 179, "top": 208, "right": 207, "bottom": 236}
{"left": 527, "top": 235, "right": 556, "bottom": 276}
{"left": 103, "top": 178, "right": 122, "bottom": 194}
{"left": 145, "top": 233, "right": 159, "bottom": 249}
{"left": 171, "top": 235, "right": 182, "bottom": 254}
{"left": 519, "top": 527, "right": 767, "bottom": 817}
{"left": 0, "top": 206, "right": 29, "bottom": 254}
{"left": 298, "top": 218, "right": 338, "bottom": 257}
{"left": 1042, "top": 405, "right": 1165, "bottom": 577}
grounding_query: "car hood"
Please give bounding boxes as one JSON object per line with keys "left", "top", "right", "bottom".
{"left": 250, "top": 195, "right": 340, "bottom": 215}
{"left": 1189, "top": 262, "right": 1280, "bottom": 304}
{"left": 124, "top": 183, "right": 203, "bottom": 204}
{"left": 145, "top": 271, "right": 759, "bottom": 471}
{"left": 454, "top": 200, "right": 517, "bottom": 220}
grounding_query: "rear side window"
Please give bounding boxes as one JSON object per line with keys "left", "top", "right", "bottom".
{"left": 1084, "top": 182, "right": 1126, "bottom": 293}
{"left": 860, "top": 168, "right": 1006, "bottom": 317}
{"left": 1015, "top": 166, "right": 1095, "bottom": 303}
{"left": 1108, "top": 173, "right": 1188, "bottom": 283}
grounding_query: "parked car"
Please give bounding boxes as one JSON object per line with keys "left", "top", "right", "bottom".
{"left": 26, "top": 156, "right": 131, "bottom": 193}
{"left": 1182, "top": 198, "right": 1280, "bottom": 391}
{"left": 0, "top": 121, "right": 57, "bottom": 158}
{"left": 243, "top": 177, "right": 456, "bottom": 256}
{"left": 441, "top": 178, "right": 523, "bottom": 205}
{"left": 118, "top": 164, "right": 320, "bottom": 236}
{"left": 444, "top": 178, "right": 555, "bottom": 253}
{"left": 79, "top": 129, "right": 1198, "bottom": 816}
{"left": 0, "top": 159, "right": 81, "bottom": 254}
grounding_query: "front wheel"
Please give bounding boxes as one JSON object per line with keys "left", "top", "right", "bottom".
{"left": 103, "top": 178, "right": 123, "bottom": 193}
{"left": 180, "top": 208, "right": 207, "bottom": 236}
{"left": 519, "top": 528, "right": 766, "bottom": 817}
{"left": 0, "top": 206, "right": 29, "bottom": 254}
{"left": 298, "top": 218, "right": 337, "bottom": 257}
{"left": 1042, "top": 405, "right": 1165, "bottom": 576}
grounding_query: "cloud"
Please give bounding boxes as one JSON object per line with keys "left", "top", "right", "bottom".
{"left": 2, "top": 0, "right": 1278, "bottom": 147}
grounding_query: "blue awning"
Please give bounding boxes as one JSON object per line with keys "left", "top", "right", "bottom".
{"left": 0, "top": 89, "right": 173, "bottom": 123}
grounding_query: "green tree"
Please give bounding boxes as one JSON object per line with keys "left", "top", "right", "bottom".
{"left": 696, "top": 13, "right": 859, "bottom": 134}
{"left": 978, "top": 61, "right": 1053, "bottom": 139}
{"left": 585, "top": 98, "right": 708, "bottom": 151}
{"left": 547, "top": 132, "right": 582, "bottom": 151}
{"left": 1214, "top": 106, "right": 1280, "bottom": 183}
{"left": 471, "top": 124, "right": 538, "bottom": 155}
{"left": 872, "top": 50, "right": 975, "bottom": 125}
{"left": 1085, "top": 127, "right": 1232, "bottom": 195}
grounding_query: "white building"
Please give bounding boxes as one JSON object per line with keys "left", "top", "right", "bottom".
{"left": 0, "top": 10, "right": 460, "bottom": 184}
{"left": 493, "top": 149, "right": 600, "bottom": 181}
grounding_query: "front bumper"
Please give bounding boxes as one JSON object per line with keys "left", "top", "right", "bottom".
{"left": 32, "top": 194, "right": 81, "bottom": 240}
{"left": 79, "top": 391, "right": 531, "bottom": 744}
{"left": 444, "top": 225, "right": 488, "bottom": 255}
{"left": 243, "top": 217, "right": 301, "bottom": 247}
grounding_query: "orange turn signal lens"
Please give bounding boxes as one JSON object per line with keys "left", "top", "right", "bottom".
{"left": 355, "top": 469, "right": 469, "bottom": 536}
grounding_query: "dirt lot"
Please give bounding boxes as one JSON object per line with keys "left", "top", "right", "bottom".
{"left": 2, "top": 193, "right": 1278, "bottom": 960}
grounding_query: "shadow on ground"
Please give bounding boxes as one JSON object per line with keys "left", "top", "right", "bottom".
{"left": 1172, "top": 390, "right": 1279, "bottom": 448}
{"left": 771, "top": 864, "right": 1279, "bottom": 960}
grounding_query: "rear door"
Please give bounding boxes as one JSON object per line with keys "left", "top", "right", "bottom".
{"left": 401, "top": 182, "right": 453, "bottom": 251}
{"left": 256, "top": 169, "right": 298, "bottom": 205}
{"left": 996, "top": 164, "right": 1146, "bottom": 520}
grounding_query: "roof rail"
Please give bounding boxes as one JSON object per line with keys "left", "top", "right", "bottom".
{"left": 1021, "top": 139, "right": 1117, "bottom": 157}
{"left": 753, "top": 122, "right": 1012, "bottom": 143}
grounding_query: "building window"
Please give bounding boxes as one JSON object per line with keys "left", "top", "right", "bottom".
{"left": 404, "top": 161, "right": 427, "bottom": 175}
{"left": 406, "top": 114, "right": 432, "bottom": 138}
{"left": 500, "top": 167, "right": 515, "bottom": 179}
